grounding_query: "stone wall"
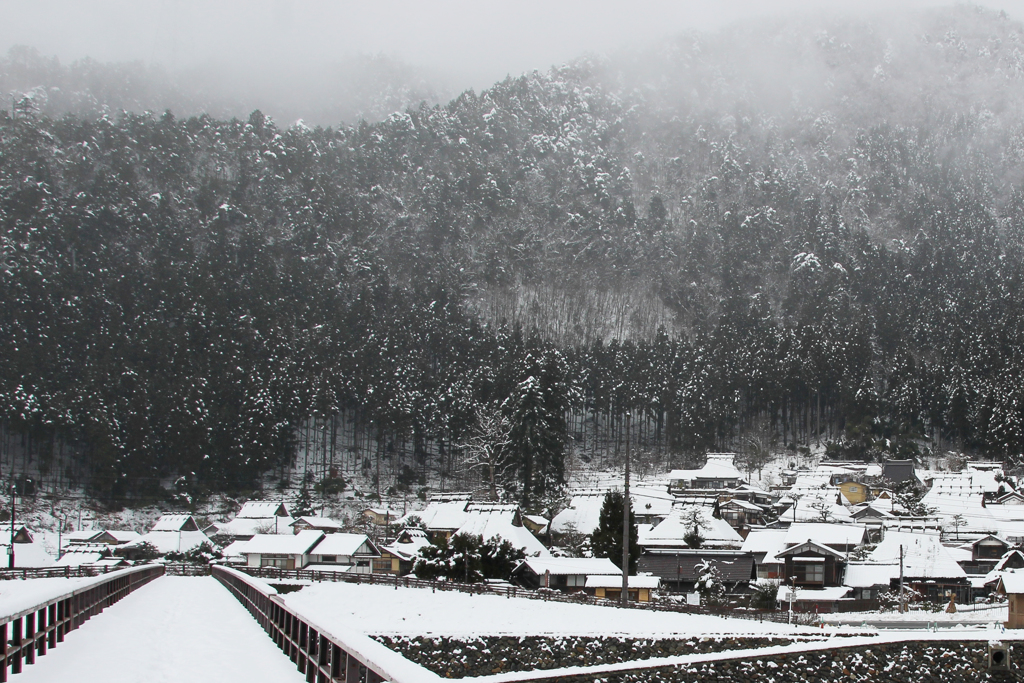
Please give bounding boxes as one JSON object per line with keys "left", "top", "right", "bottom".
{"left": 376, "top": 636, "right": 1021, "bottom": 682}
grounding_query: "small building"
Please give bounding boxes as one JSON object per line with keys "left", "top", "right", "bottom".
{"left": 639, "top": 504, "right": 744, "bottom": 550}
{"left": 306, "top": 533, "right": 381, "bottom": 574}
{"left": 776, "top": 541, "right": 846, "bottom": 588}
{"left": 779, "top": 586, "right": 852, "bottom": 613}
{"left": 996, "top": 572, "right": 1024, "bottom": 629}
{"left": 363, "top": 508, "right": 401, "bottom": 527}
{"left": 240, "top": 530, "right": 325, "bottom": 570}
{"left": 381, "top": 528, "right": 432, "bottom": 575}
{"left": 719, "top": 499, "right": 766, "bottom": 536}
{"left": 511, "top": 557, "right": 621, "bottom": 591}
{"left": 289, "top": 516, "right": 343, "bottom": 534}
{"left": 65, "top": 529, "right": 141, "bottom": 546}
{"left": 837, "top": 481, "right": 870, "bottom": 505}
{"left": 958, "top": 535, "right": 1011, "bottom": 575}
{"left": 881, "top": 460, "right": 917, "bottom": 484}
{"left": 585, "top": 574, "right": 660, "bottom": 603}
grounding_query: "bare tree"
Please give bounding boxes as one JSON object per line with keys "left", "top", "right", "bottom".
{"left": 461, "top": 403, "right": 516, "bottom": 501}
{"left": 738, "top": 418, "right": 778, "bottom": 481}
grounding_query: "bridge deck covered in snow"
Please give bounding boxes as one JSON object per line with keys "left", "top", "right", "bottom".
{"left": 13, "top": 575, "right": 306, "bottom": 683}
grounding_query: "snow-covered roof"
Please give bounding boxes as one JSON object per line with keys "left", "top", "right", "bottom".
{"left": 402, "top": 500, "right": 471, "bottom": 531}
{"left": 921, "top": 488, "right": 1024, "bottom": 538}
{"left": 776, "top": 497, "right": 852, "bottom": 524}
{"left": 783, "top": 523, "right": 866, "bottom": 549}
{"left": 844, "top": 563, "right": 900, "bottom": 588}
{"left": 290, "top": 516, "right": 343, "bottom": 531}
{"left": 868, "top": 531, "right": 966, "bottom": 580}
{"left": 210, "top": 516, "right": 294, "bottom": 537}
{"left": 551, "top": 491, "right": 609, "bottom": 536}
{"left": 65, "top": 530, "right": 103, "bottom": 543}
{"left": 586, "top": 574, "right": 660, "bottom": 589}
{"left": 722, "top": 499, "right": 763, "bottom": 512}
{"left": 310, "top": 533, "right": 377, "bottom": 557}
{"left": 740, "top": 529, "right": 788, "bottom": 562}
{"left": 128, "top": 530, "right": 210, "bottom": 555}
{"left": 240, "top": 530, "right": 324, "bottom": 556}
{"left": 928, "top": 470, "right": 1000, "bottom": 495}
{"left": 236, "top": 501, "right": 291, "bottom": 518}
{"left": 668, "top": 453, "right": 743, "bottom": 484}
{"left": 221, "top": 539, "right": 250, "bottom": 560}
{"left": 998, "top": 571, "right": 1024, "bottom": 594}
{"left": 150, "top": 515, "right": 199, "bottom": 532}
{"left": 106, "top": 530, "right": 141, "bottom": 543}
{"left": 517, "top": 557, "right": 621, "bottom": 577}
{"left": 55, "top": 550, "right": 106, "bottom": 566}
{"left": 455, "top": 507, "right": 548, "bottom": 557}
{"left": 639, "top": 504, "right": 743, "bottom": 549}
{"left": 384, "top": 529, "right": 432, "bottom": 560}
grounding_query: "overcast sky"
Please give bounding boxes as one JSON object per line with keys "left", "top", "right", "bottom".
{"left": 4, "top": 0, "right": 1024, "bottom": 91}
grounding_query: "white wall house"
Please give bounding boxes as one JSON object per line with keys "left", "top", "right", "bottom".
{"left": 241, "top": 530, "right": 325, "bottom": 570}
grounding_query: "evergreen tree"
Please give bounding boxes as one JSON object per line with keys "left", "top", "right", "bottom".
{"left": 589, "top": 490, "right": 639, "bottom": 574}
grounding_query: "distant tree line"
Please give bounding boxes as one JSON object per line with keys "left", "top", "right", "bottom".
{"left": 4, "top": 9, "right": 1024, "bottom": 506}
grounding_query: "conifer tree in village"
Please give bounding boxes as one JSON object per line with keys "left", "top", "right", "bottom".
{"left": 590, "top": 491, "right": 639, "bottom": 574}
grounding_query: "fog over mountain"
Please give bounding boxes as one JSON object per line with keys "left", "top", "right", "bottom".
{"left": 4, "top": 3, "right": 1024, "bottom": 504}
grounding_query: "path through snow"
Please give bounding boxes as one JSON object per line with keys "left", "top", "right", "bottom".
{"left": 15, "top": 575, "right": 304, "bottom": 683}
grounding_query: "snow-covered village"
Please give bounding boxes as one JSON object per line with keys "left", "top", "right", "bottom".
{"left": 9, "top": 0, "right": 1024, "bottom": 681}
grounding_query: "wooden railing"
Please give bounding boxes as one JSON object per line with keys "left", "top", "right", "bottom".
{"left": 212, "top": 566, "right": 441, "bottom": 683}
{"left": 234, "top": 565, "right": 817, "bottom": 625}
{"left": 0, "top": 564, "right": 164, "bottom": 681}
{"left": 0, "top": 564, "right": 133, "bottom": 581}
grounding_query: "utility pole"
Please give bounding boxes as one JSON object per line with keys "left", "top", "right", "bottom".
{"left": 9, "top": 481, "right": 15, "bottom": 569}
{"left": 899, "top": 544, "right": 905, "bottom": 613}
{"left": 621, "top": 412, "right": 631, "bottom": 607}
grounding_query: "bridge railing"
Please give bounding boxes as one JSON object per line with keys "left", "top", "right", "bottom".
{"left": 213, "top": 565, "right": 441, "bottom": 683}
{"left": 0, "top": 563, "right": 164, "bottom": 681}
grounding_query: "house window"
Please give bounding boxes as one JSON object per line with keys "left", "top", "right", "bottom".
{"left": 793, "top": 561, "right": 824, "bottom": 584}
{"left": 372, "top": 559, "right": 392, "bottom": 572}
{"left": 320, "top": 555, "right": 337, "bottom": 563}
{"left": 261, "top": 554, "right": 292, "bottom": 569}
{"left": 566, "top": 574, "right": 585, "bottom": 587}
{"left": 848, "top": 486, "right": 858, "bottom": 493}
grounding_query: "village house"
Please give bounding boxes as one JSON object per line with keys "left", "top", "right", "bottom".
{"left": 718, "top": 499, "right": 766, "bottom": 537}
{"left": 239, "top": 530, "right": 325, "bottom": 570}
{"left": 289, "top": 516, "right": 343, "bottom": 534}
{"left": 306, "top": 533, "right": 381, "bottom": 574}
{"left": 206, "top": 500, "right": 293, "bottom": 541}
{"left": 511, "top": 557, "right": 621, "bottom": 591}
{"left": 997, "top": 572, "right": 1024, "bottom": 629}
{"left": 120, "top": 514, "right": 211, "bottom": 558}
{"left": 637, "top": 548, "right": 755, "bottom": 593}
{"left": 639, "top": 504, "right": 744, "bottom": 550}
{"left": 381, "top": 528, "right": 432, "bottom": 575}
{"left": 667, "top": 453, "right": 744, "bottom": 492}
{"left": 362, "top": 508, "right": 401, "bottom": 527}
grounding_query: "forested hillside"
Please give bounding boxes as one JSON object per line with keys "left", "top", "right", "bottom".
{"left": 3, "top": 6, "right": 1024, "bottom": 508}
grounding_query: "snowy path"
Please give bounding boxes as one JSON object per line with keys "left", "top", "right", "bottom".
{"left": 15, "top": 576, "right": 305, "bottom": 683}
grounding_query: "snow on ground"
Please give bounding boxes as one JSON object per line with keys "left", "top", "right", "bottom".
{"left": 282, "top": 582, "right": 814, "bottom": 638}
{"left": 15, "top": 576, "right": 305, "bottom": 683}
{"left": 821, "top": 603, "right": 1008, "bottom": 626}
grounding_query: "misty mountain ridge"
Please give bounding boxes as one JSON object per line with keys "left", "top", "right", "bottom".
{"left": 4, "top": 5, "right": 1024, "bottom": 503}
{"left": 0, "top": 46, "right": 452, "bottom": 127}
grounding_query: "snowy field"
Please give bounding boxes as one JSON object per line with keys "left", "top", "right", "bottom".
{"left": 15, "top": 576, "right": 305, "bottom": 683}
{"left": 283, "top": 582, "right": 815, "bottom": 638}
